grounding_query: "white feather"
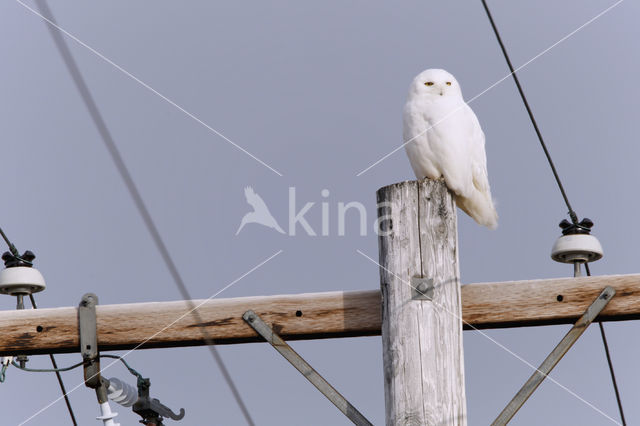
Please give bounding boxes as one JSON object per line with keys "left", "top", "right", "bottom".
{"left": 403, "top": 69, "right": 498, "bottom": 229}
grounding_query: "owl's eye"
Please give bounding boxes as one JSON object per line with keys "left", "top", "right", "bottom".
{"left": 424, "top": 82, "right": 434, "bottom": 86}
{"left": 446, "top": 82, "right": 452, "bottom": 86}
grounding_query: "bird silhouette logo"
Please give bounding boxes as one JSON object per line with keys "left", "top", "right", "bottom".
{"left": 236, "top": 186, "right": 285, "bottom": 235}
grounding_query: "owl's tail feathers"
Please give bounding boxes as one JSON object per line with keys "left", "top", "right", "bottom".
{"left": 455, "top": 189, "right": 498, "bottom": 230}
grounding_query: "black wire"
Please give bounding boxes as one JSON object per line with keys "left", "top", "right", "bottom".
{"left": 28, "top": 295, "right": 79, "bottom": 425}
{"left": 480, "top": 0, "right": 578, "bottom": 224}
{"left": 481, "top": 2, "right": 627, "bottom": 422}
{"left": 101, "top": 355, "right": 144, "bottom": 381}
{"left": 0, "top": 227, "right": 14, "bottom": 252}
{"left": 11, "top": 352, "right": 144, "bottom": 380}
{"left": 12, "top": 359, "right": 84, "bottom": 373}
{"left": 0, "top": 226, "right": 78, "bottom": 425}
{"left": 0, "top": 226, "right": 31, "bottom": 265}
{"left": 32, "top": 2, "right": 255, "bottom": 424}
{"left": 597, "top": 323, "right": 626, "bottom": 426}
{"left": 584, "top": 264, "right": 627, "bottom": 425}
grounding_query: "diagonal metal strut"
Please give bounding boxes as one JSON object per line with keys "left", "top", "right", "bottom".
{"left": 492, "top": 286, "right": 616, "bottom": 426}
{"left": 242, "top": 310, "right": 373, "bottom": 426}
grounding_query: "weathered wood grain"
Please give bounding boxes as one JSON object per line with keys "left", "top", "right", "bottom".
{"left": 0, "top": 290, "right": 381, "bottom": 356}
{"left": 462, "top": 273, "right": 640, "bottom": 329}
{"left": 377, "top": 179, "right": 467, "bottom": 426}
{"left": 1, "top": 275, "right": 640, "bottom": 356}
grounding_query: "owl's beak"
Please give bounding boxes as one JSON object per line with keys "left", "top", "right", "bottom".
{"left": 439, "top": 90, "right": 443, "bottom": 96}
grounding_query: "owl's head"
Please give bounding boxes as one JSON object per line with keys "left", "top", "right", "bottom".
{"left": 409, "top": 69, "right": 462, "bottom": 99}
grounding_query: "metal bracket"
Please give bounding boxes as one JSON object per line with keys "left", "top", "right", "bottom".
{"left": 243, "top": 310, "right": 373, "bottom": 426}
{"left": 411, "top": 276, "right": 434, "bottom": 300}
{"left": 79, "top": 293, "right": 100, "bottom": 387}
{"left": 133, "top": 377, "right": 186, "bottom": 424}
{"left": 79, "top": 293, "right": 109, "bottom": 402}
{"left": 492, "top": 286, "right": 616, "bottom": 425}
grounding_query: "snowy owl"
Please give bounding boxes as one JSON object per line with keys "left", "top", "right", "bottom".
{"left": 403, "top": 69, "right": 498, "bottom": 229}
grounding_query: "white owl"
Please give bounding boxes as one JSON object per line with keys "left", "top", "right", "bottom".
{"left": 403, "top": 69, "right": 498, "bottom": 229}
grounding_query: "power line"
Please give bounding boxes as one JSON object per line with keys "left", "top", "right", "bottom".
{"left": 11, "top": 356, "right": 83, "bottom": 374}
{"left": 480, "top": 0, "right": 578, "bottom": 224}
{"left": 480, "top": 1, "right": 626, "bottom": 423}
{"left": 31, "top": 1, "right": 255, "bottom": 424}
{"left": 597, "top": 321, "right": 626, "bottom": 425}
{"left": 0, "top": 226, "right": 78, "bottom": 425}
{"left": 101, "top": 355, "right": 144, "bottom": 381}
{"left": 13, "top": 353, "right": 143, "bottom": 381}
{"left": 0, "top": 228, "right": 31, "bottom": 266}
{"left": 0, "top": 228, "right": 16, "bottom": 253}
{"left": 28, "top": 295, "right": 79, "bottom": 426}
{"left": 585, "top": 264, "right": 627, "bottom": 425}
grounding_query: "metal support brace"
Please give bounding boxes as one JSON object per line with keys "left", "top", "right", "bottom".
{"left": 492, "top": 286, "right": 616, "bottom": 426}
{"left": 243, "top": 310, "right": 373, "bottom": 426}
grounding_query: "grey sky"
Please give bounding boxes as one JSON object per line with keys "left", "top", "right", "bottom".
{"left": 1, "top": 0, "right": 638, "bottom": 424}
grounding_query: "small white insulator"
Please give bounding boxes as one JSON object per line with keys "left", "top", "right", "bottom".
{"left": 0, "top": 266, "right": 46, "bottom": 296}
{"left": 107, "top": 377, "right": 139, "bottom": 407}
{"left": 551, "top": 233, "right": 603, "bottom": 264}
{"left": 96, "top": 401, "right": 119, "bottom": 426}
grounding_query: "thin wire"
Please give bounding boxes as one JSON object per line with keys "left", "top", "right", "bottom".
{"left": 11, "top": 360, "right": 84, "bottom": 373}
{"left": 10, "top": 353, "right": 142, "bottom": 386}
{"left": 480, "top": 0, "right": 578, "bottom": 224}
{"left": 28, "top": 295, "right": 78, "bottom": 426}
{"left": 0, "top": 227, "right": 15, "bottom": 252}
{"left": 16, "top": 0, "right": 283, "bottom": 177}
{"left": 584, "top": 264, "right": 627, "bottom": 425}
{"left": 31, "top": 2, "right": 255, "bottom": 424}
{"left": 0, "top": 226, "right": 78, "bottom": 425}
{"left": 101, "top": 355, "right": 144, "bottom": 381}
{"left": 481, "top": 2, "right": 626, "bottom": 422}
{"left": 0, "top": 226, "right": 32, "bottom": 265}
{"left": 11, "top": 354, "right": 146, "bottom": 387}
{"left": 597, "top": 323, "right": 626, "bottom": 425}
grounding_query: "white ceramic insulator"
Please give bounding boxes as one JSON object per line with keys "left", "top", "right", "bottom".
{"left": 107, "top": 377, "right": 139, "bottom": 407}
{"left": 0, "top": 266, "right": 46, "bottom": 295}
{"left": 551, "top": 234, "right": 604, "bottom": 264}
{"left": 96, "top": 401, "right": 119, "bottom": 426}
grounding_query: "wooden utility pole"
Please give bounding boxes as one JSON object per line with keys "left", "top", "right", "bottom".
{"left": 377, "top": 179, "right": 466, "bottom": 425}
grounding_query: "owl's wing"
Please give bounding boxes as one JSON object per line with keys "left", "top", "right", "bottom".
{"left": 465, "top": 105, "right": 490, "bottom": 193}
{"left": 453, "top": 104, "right": 498, "bottom": 228}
